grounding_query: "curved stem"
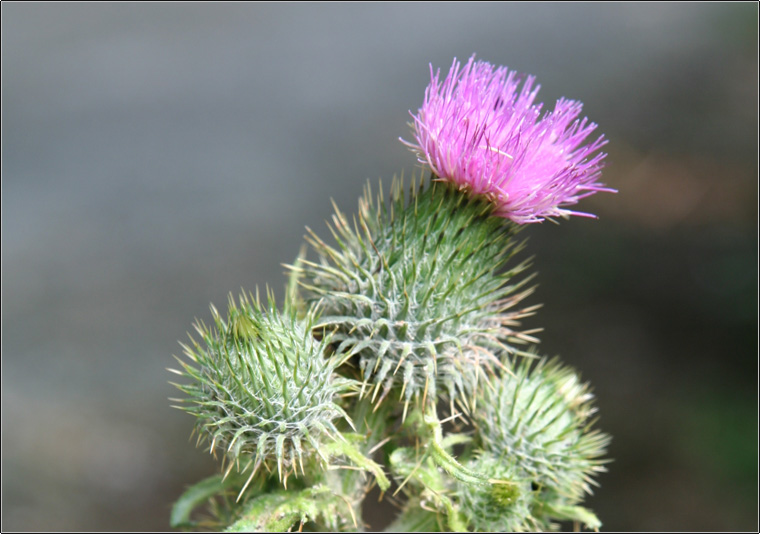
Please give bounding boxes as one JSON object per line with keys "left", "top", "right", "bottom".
{"left": 324, "top": 435, "right": 390, "bottom": 491}
{"left": 423, "top": 407, "right": 489, "bottom": 487}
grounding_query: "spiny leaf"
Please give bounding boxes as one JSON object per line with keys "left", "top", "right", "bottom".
{"left": 170, "top": 474, "right": 230, "bottom": 529}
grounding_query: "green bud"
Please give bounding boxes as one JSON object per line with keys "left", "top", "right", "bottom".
{"left": 456, "top": 453, "right": 537, "bottom": 532}
{"left": 170, "top": 290, "right": 353, "bottom": 487}
{"left": 473, "top": 356, "right": 610, "bottom": 507}
{"left": 297, "top": 178, "right": 537, "bottom": 411}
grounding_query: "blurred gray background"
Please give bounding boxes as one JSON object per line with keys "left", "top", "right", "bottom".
{"left": 2, "top": 3, "right": 757, "bottom": 531}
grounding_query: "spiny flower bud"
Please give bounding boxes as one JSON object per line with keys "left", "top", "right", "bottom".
{"left": 456, "top": 453, "right": 538, "bottom": 532}
{"left": 472, "top": 357, "right": 610, "bottom": 505}
{"left": 169, "top": 291, "right": 353, "bottom": 486}
{"left": 296, "top": 178, "right": 539, "bottom": 412}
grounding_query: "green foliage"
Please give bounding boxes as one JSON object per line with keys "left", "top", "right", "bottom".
{"left": 389, "top": 441, "right": 468, "bottom": 532}
{"left": 169, "top": 178, "right": 610, "bottom": 532}
{"left": 226, "top": 485, "right": 355, "bottom": 532}
{"left": 170, "top": 474, "right": 228, "bottom": 529}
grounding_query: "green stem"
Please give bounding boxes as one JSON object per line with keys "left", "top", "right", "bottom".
{"left": 423, "top": 407, "right": 489, "bottom": 487}
{"left": 321, "top": 396, "right": 392, "bottom": 529}
{"left": 323, "top": 435, "right": 390, "bottom": 491}
{"left": 170, "top": 474, "right": 226, "bottom": 529}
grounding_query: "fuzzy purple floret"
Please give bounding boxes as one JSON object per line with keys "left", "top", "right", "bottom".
{"left": 401, "top": 55, "right": 615, "bottom": 223}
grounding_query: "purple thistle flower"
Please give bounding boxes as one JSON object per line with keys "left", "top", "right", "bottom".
{"left": 401, "top": 55, "right": 615, "bottom": 223}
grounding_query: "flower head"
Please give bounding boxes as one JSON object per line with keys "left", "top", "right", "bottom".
{"left": 299, "top": 179, "right": 536, "bottom": 412}
{"left": 457, "top": 454, "right": 538, "bottom": 532}
{"left": 402, "top": 55, "right": 614, "bottom": 223}
{"left": 473, "top": 356, "right": 610, "bottom": 503}
{"left": 170, "top": 291, "right": 353, "bottom": 486}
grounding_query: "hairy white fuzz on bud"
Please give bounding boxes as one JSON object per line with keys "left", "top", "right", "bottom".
{"left": 170, "top": 291, "right": 353, "bottom": 484}
{"left": 472, "top": 356, "right": 610, "bottom": 525}
{"left": 298, "top": 178, "right": 538, "bottom": 411}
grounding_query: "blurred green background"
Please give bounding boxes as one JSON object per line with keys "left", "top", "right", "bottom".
{"left": 2, "top": 3, "right": 757, "bottom": 531}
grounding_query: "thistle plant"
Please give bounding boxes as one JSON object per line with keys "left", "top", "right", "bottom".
{"left": 299, "top": 179, "right": 538, "bottom": 415}
{"left": 169, "top": 55, "right": 614, "bottom": 532}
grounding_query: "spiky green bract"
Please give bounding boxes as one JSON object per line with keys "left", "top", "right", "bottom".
{"left": 472, "top": 357, "right": 610, "bottom": 506}
{"left": 298, "top": 177, "right": 537, "bottom": 411}
{"left": 170, "top": 291, "right": 353, "bottom": 483}
{"left": 456, "top": 453, "right": 540, "bottom": 532}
